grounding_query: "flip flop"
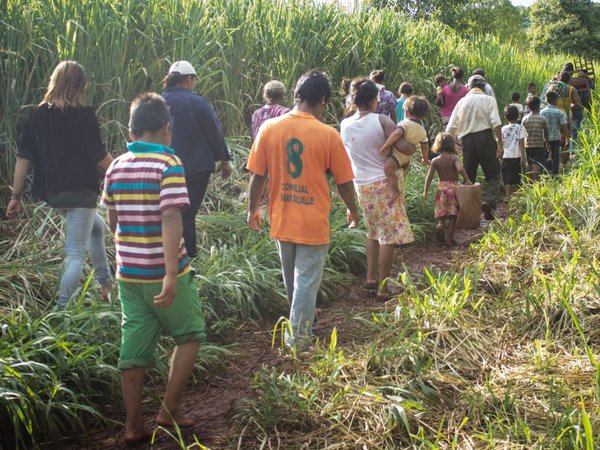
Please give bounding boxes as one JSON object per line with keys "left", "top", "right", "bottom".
{"left": 153, "top": 415, "right": 194, "bottom": 429}
{"left": 364, "top": 281, "right": 378, "bottom": 290}
{"left": 435, "top": 227, "right": 446, "bottom": 243}
{"left": 481, "top": 202, "right": 495, "bottom": 221}
{"left": 375, "top": 292, "right": 391, "bottom": 302}
{"left": 124, "top": 430, "right": 152, "bottom": 447}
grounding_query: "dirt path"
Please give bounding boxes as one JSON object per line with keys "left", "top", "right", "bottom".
{"left": 68, "top": 230, "right": 480, "bottom": 450}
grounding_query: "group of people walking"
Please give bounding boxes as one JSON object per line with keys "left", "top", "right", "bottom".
{"left": 6, "top": 58, "right": 592, "bottom": 443}
{"left": 7, "top": 60, "right": 229, "bottom": 444}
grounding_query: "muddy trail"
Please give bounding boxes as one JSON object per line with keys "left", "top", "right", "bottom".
{"left": 66, "top": 229, "right": 481, "bottom": 450}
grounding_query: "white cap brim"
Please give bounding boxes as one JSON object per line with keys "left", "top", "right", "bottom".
{"left": 168, "top": 60, "right": 197, "bottom": 76}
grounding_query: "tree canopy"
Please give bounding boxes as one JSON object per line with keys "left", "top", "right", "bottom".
{"left": 529, "top": 0, "right": 600, "bottom": 59}
{"left": 370, "top": 0, "right": 527, "bottom": 40}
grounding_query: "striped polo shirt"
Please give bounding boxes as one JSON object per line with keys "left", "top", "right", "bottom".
{"left": 101, "top": 141, "right": 191, "bottom": 282}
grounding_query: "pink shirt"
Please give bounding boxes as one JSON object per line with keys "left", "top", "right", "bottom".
{"left": 251, "top": 104, "right": 290, "bottom": 139}
{"left": 441, "top": 84, "right": 468, "bottom": 118}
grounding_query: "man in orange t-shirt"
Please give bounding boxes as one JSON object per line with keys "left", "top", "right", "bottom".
{"left": 247, "top": 71, "right": 360, "bottom": 350}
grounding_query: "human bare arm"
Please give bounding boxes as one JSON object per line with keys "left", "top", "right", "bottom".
{"left": 154, "top": 206, "right": 183, "bottom": 308}
{"left": 247, "top": 173, "right": 268, "bottom": 231}
{"left": 423, "top": 161, "right": 436, "bottom": 198}
{"left": 571, "top": 87, "right": 582, "bottom": 108}
{"left": 97, "top": 153, "right": 113, "bottom": 171}
{"left": 6, "top": 157, "right": 31, "bottom": 219}
{"left": 379, "top": 125, "right": 406, "bottom": 157}
{"left": 519, "top": 138, "right": 526, "bottom": 169}
{"left": 419, "top": 142, "right": 430, "bottom": 165}
{"left": 389, "top": 108, "right": 397, "bottom": 125}
{"left": 455, "top": 157, "right": 472, "bottom": 184}
{"left": 108, "top": 209, "right": 117, "bottom": 233}
{"left": 379, "top": 115, "right": 415, "bottom": 157}
{"left": 494, "top": 125, "right": 503, "bottom": 159}
{"left": 220, "top": 160, "right": 232, "bottom": 179}
{"left": 434, "top": 91, "right": 444, "bottom": 107}
{"left": 336, "top": 181, "right": 360, "bottom": 228}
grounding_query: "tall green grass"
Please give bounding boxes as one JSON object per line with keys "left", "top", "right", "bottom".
{"left": 1, "top": 0, "right": 567, "bottom": 187}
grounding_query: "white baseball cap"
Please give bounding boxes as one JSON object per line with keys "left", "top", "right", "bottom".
{"left": 467, "top": 74, "right": 486, "bottom": 88}
{"left": 168, "top": 61, "right": 197, "bottom": 76}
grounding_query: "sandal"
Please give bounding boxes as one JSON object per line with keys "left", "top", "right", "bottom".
{"left": 435, "top": 221, "right": 446, "bottom": 243}
{"left": 101, "top": 283, "right": 113, "bottom": 302}
{"left": 153, "top": 414, "right": 194, "bottom": 429}
{"left": 481, "top": 202, "right": 495, "bottom": 221}
{"left": 124, "top": 429, "right": 152, "bottom": 447}
{"left": 364, "top": 281, "right": 378, "bottom": 291}
{"left": 375, "top": 291, "right": 391, "bottom": 302}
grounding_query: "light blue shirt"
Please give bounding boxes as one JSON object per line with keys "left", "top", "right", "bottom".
{"left": 541, "top": 105, "right": 567, "bottom": 141}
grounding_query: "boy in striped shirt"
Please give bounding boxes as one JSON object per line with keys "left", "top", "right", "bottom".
{"left": 102, "top": 93, "right": 205, "bottom": 444}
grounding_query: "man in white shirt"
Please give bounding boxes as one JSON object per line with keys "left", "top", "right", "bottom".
{"left": 447, "top": 75, "right": 503, "bottom": 219}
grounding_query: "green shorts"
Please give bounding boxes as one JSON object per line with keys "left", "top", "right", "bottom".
{"left": 117, "top": 272, "right": 206, "bottom": 370}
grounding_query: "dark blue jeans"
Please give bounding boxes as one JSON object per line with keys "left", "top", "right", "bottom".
{"left": 546, "top": 141, "right": 561, "bottom": 175}
{"left": 181, "top": 172, "right": 212, "bottom": 257}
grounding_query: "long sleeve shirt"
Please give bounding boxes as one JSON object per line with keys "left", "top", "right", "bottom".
{"left": 17, "top": 104, "right": 107, "bottom": 203}
{"left": 162, "top": 87, "right": 230, "bottom": 175}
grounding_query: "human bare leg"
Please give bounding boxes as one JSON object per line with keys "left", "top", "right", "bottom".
{"left": 446, "top": 216, "right": 457, "bottom": 246}
{"left": 383, "top": 157, "right": 401, "bottom": 201}
{"left": 530, "top": 163, "right": 541, "bottom": 182}
{"left": 435, "top": 217, "right": 446, "bottom": 243}
{"left": 121, "top": 367, "right": 148, "bottom": 442}
{"left": 155, "top": 340, "right": 200, "bottom": 427}
{"left": 365, "top": 238, "right": 380, "bottom": 287}
{"left": 377, "top": 244, "right": 395, "bottom": 299}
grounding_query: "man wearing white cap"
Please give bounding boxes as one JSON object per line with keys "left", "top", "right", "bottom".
{"left": 447, "top": 74, "right": 503, "bottom": 220}
{"left": 472, "top": 68, "right": 496, "bottom": 98}
{"left": 162, "top": 61, "right": 231, "bottom": 257}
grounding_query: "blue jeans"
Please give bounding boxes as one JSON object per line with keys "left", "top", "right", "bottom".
{"left": 57, "top": 208, "right": 112, "bottom": 307}
{"left": 276, "top": 241, "right": 329, "bottom": 350}
{"left": 546, "top": 141, "right": 561, "bottom": 175}
{"left": 570, "top": 109, "right": 584, "bottom": 153}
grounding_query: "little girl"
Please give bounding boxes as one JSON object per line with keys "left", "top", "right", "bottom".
{"left": 379, "top": 96, "right": 431, "bottom": 200}
{"left": 423, "top": 132, "right": 472, "bottom": 245}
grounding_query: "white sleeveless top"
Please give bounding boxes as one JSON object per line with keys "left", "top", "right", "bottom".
{"left": 340, "top": 112, "right": 387, "bottom": 186}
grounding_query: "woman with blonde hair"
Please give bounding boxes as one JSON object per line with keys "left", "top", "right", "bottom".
{"left": 251, "top": 80, "right": 290, "bottom": 139}
{"left": 7, "top": 60, "right": 113, "bottom": 308}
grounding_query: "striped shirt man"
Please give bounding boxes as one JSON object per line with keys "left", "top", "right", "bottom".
{"left": 101, "top": 141, "right": 191, "bottom": 282}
